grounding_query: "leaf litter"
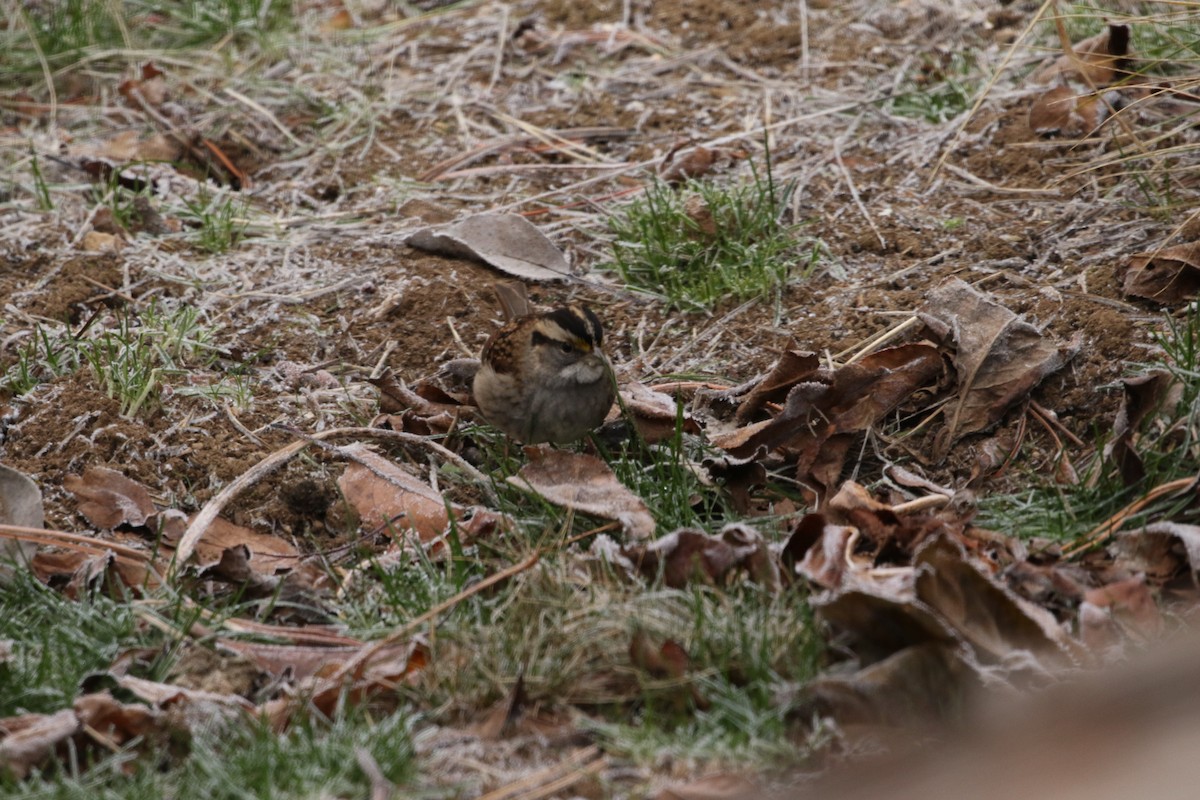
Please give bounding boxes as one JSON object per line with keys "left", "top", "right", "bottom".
{"left": 3, "top": 0, "right": 1200, "bottom": 795}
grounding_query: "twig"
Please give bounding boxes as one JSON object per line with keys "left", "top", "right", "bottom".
{"left": 0, "top": 523, "right": 151, "bottom": 564}
{"left": 487, "top": 4, "right": 508, "bottom": 92}
{"left": 331, "top": 550, "right": 541, "bottom": 683}
{"left": 224, "top": 87, "right": 305, "bottom": 148}
{"left": 171, "top": 426, "right": 498, "bottom": 579}
{"left": 837, "top": 315, "right": 921, "bottom": 363}
{"left": 1030, "top": 400, "right": 1085, "bottom": 447}
{"left": 475, "top": 746, "right": 604, "bottom": 800}
{"left": 832, "top": 138, "right": 885, "bottom": 249}
{"left": 224, "top": 402, "right": 264, "bottom": 446}
{"left": 1062, "top": 476, "right": 1197, "bottom": 558}
{"left": 891, "top": 494, "right": 951, "bottom": 514}
{"left": 942, "top": 162, "right": 1062, "bottom": 196}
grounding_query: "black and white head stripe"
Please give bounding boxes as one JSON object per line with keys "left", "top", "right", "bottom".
{"left": 544, "top": 305, "right": 603, "bottom": 346}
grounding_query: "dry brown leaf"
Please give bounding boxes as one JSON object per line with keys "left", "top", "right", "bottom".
{"left": 474, "top": 672, "right": 528, "bottom": 740}
{"left": 619, "top": 524, "right": 774, "bottom": 589}
{"left": 406, "top": 213, "right": 568, "bottom": 282}
{"left": 1031, "top": 23, "right": 1133, "bottom": 86}
{"left": 1104, "top": 371, "right": 1178, "bottom": 486}
{"left": 259, "top": 639, "right": 429, "bottom": 728}
{"left": 660, "top": 145, "right": 719, "bottom": 184}
{"left": 799, "top": 523, "right": 859, "bottom": 590}
{"left": 629, "top": 629, "right": 690, "bottom": 679}
{"left": 65, "top": 550, "right": 150, "bottom": 599}
{"left": 511, "top": 448, "right": 655, "bottom": 538}
{"left": 0, "top": 709, "right": 80, "bottom": 779}
{"left": 115, "top": 675, "right": 255, "bottom": 713}
{"left": 920, "top": 279, "right": 1078, "bottom": 460}
{"left": 701, "top": 452, "right": 766, "bottom": 515}
{"left": 914, "top": 536, "right": 1074, "bottom": 668}
{"left": 118, "top": 64, "right": 170, "bottom": 108}
{"left": 220, "top": 638, "right": 413, "bottom": 681}
{"left": 73, "top": 130, "right": 182, "bottom": 163}
{"left": 734, "top": 349, "right": 820, "bottom": 424}
{"left": 0, "top": 691, "right": 192, "bottom": 779}
{"left": 1028, "top": 86, "right": 1109, "bottom": 137}
{"left": 682, "top": 194, "right": 717, "bottom": 237}
{"left": 1116, "top": 521, "right": 1200, "bottom": 586}
{"left": 1081, "top": 576, "right": 1163, "bottom": 650}
{"left": 629, "top": 629, "right": 708, "bottom": 712}
{"left": 337, "top": 444, "right": 455, "bottom": 541}
{"left": 64, "top": 466, "right": 157, "bottom": 529}
{"left": 189, "top": 516, "right": 299, "bottom": 574}
{"left": 79, "top": 230, "right": 124, "bottom": 252}
{"left": 622, "top": 529, "right": 737, "bottom": 587}
{"left": 319, "top": 8, "right": 354, "bottom": 31}
{"left": 797, "top": 642, "right": 978, "bottom": 727}
{"left": 816, "top": 588, "right": 959, "bottom": 664}
{"left": 1123, "top": 241, "right": 1200, "bottom": 304}
{"left": 712, "top": 343, "right": 941, "bottom": 500}
{"left": 611, "top": 381, "right": 699, "bottom": 442}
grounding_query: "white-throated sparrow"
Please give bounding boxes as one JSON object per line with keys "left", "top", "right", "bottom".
{"left": 473, "top": 287, "right": 615, "bottom": 444}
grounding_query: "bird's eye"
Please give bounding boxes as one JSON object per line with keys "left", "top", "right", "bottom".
{"left": 559, "top": 341, "right": 574, "bottom": 354}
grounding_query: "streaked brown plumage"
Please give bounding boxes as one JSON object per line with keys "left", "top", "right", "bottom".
{"left": 473, "top": 299, "right": 615, "bottom": 444}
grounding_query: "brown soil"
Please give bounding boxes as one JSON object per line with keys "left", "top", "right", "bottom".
{"left": 1, "top": 0, "right": 1172, "bottom": 544}
{"left": 0, "top": 0, "right": 1191, "bottom": 791}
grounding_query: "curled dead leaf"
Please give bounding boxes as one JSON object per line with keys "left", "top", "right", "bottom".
{"left": 1104, "top": 371, "right": 1178, "bottom": 486}
{"left": 64, "top": 466, "right": 157, "bottom": 529}
{"left": 1123, "top": 241, "right": 1200, "bottom": 304}
{"left": 914, "top": 536, "right": 1075, "bottom": 668}
{"left": 1116, "top": 522, "right": 1200, "bottom": 586}
{"left": 618, "top": 524, "right": 775, "bottom": 589}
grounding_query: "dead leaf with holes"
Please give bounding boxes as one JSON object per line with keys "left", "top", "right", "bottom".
{"left": 1122, "top": 241, "right": 1200, "bottom": 304}
{"left": 406, "top": 213, "right": 569, "bottom": 281}
{"left": 511, "top": 448, "right": 655, "bottom": 538}
{"left": 920, "top": 278, "right": 1079, "bottom": 462}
